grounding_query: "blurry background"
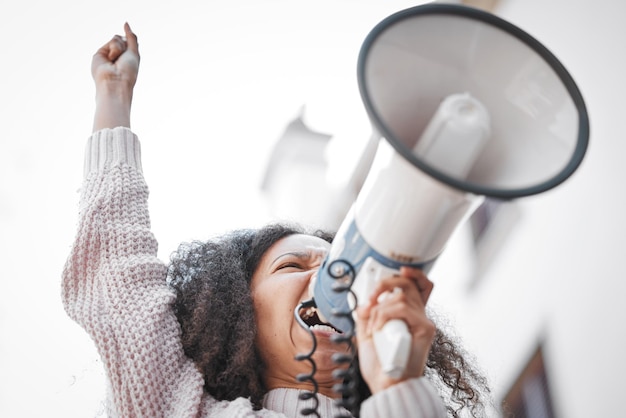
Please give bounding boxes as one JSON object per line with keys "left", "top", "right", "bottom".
{"left": 0, "top": 0, "right": 624, "bottom": 417}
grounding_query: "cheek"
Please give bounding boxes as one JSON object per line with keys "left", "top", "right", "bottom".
{"left": 252, "top": 286, "right": 289, "bottom": 326}
{"left": 252, "top": 277, "right": 291, "bottom": 309}
{"left": 251, "top": 273, "right": 310, "bottom": 330}
{"left": 252, "top": 284, "right": 282, "bottom": 331}
{"left": 252, "top": 295, "right": 272, "bottom": 326}
{"left": 252, "top": 292, "right": 291, "bottom": 364}
{"left": 252, "top": 281, "right": 299, "bottom": 341}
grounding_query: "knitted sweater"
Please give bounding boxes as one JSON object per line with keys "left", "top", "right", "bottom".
{"left": 62, "top": 127, "right": 447, "bottom": 418}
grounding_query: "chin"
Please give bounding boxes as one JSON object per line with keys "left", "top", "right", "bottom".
{"left": 313, "top": 348, "right": 351, "bottom": 381}
{"left": 293, "top": 303, "right": 353, "bottom": 373}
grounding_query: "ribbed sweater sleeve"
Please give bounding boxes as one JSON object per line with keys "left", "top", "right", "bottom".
{"left": 62, "top": 128, "right": 208, "bottom": 417}
{"left": 360, "top": 377, "right": 447, "bottom": 418}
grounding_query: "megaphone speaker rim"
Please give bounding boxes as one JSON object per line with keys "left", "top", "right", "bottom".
{"left": 357, "top": 4, "right": 589, "bottom": 199}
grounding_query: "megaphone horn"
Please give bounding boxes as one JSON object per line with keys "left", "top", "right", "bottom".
{"left": 312, "top": 4, "right": 589, "bottom": 380}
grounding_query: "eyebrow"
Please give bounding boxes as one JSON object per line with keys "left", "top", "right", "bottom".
{"left": 271, "top": 251, "right": 312, "bottom": 266}
{"left": 270, "top": 248, "right": 329, "bottom": 270}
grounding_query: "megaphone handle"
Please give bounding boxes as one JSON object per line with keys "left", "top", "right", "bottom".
{"left": 373, "top": 309, "right": 411, "bottom": 380}
{"left": 352, "top": 259, "right": 412, "bottom": 379}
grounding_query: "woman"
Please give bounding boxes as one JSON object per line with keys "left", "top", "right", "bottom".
{"left": 62, "top": 24, "right": 490, "bottom": 417}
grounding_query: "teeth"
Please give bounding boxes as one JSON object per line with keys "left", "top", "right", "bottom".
{"left": 310, "top": 324, "right": 338, "bottom": 333}
{"left": 302, "top": 306, "right": 316, "bottom": 320}
{"left": 299, "top": 306, "right": 340, "bottom": 333}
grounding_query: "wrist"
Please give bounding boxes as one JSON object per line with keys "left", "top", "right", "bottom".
{"left": 95, "top": 79, "right": 134, "bottom": 104}
{"left": 93, "top": 85, "right": 133, "bottom": 132}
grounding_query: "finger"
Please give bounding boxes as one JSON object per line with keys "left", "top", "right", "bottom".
{"left": 124, "top": 22, "right": 140, "bottom": 57}
{"left": 91, "top": 38, "right": 118, "bottom": 75}
{"left": 355, "top": 304, "right": 373, "bottom": 339}
{"left": 400, "top": 266, "right": 434, "bottom": 305}
{"left": 107, "top": 35, "right": 127, "bottom": 61}
{"left": 367, "top": 275, "right": 424, "bottom": 309}
{"left": 367, "top": 290, "right": 411, "bottom": 332}
{"left": 367, "top": 288, "right": 422, "bottom": 329}
{"left": 368, "top": 295, "right": 435, "bottom": 341}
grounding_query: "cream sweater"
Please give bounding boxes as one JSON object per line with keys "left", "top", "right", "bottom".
{"left": 62, "top": 127, "right": 447, "bottom": 418}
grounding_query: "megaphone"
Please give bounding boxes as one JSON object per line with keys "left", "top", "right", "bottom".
{"left": 311, "top": 4, "right": 588, "bottom": 379}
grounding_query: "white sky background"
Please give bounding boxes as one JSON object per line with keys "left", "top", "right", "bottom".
{"left": 0, "top": 1, "right": 426, "bottom": 416}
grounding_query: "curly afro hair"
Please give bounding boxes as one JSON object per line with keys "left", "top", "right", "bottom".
{"left": 167, "top": 222, "right": 491, "bottom": 417}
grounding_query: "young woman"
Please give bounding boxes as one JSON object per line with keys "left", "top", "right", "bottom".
{"left": 62, "top": 24, "right": 490, "bottom": 417}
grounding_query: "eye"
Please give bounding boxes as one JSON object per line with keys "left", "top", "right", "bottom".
{"left": 276, "top": 262, "right": 303, "bottom": 271}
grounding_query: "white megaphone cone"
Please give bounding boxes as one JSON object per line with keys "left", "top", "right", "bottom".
{"left": 312, "top": 3, "right": 589, "bottom": 379}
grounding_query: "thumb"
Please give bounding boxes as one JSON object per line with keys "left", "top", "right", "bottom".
{"left": 124, "top": 22, "right": 139, "bottom": 57}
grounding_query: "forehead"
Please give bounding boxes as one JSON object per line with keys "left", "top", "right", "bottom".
{"left": 264, "top": 234, "right": 331, "bottom": 258}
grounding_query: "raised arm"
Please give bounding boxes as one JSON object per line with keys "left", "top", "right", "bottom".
{"left": 62, "top": 25, "right": 208, "bottom": 417}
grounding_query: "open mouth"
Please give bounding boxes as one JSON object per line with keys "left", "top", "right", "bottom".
{"left": 299, "top": 304, "right": 342, "bottom": 334}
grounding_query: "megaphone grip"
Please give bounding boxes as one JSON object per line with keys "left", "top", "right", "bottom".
{"left": 373, "top": 319, "right": 411, "bottom": 380}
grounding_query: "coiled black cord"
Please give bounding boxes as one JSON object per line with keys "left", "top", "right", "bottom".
{"left": 294, "top": 298, "right": 321, "bottom": 417}
{"left": 327, "top": 259, "right": 359, "bottom": 418}
{"left": 294, "top": 259, "right": 359, "bottom": 418}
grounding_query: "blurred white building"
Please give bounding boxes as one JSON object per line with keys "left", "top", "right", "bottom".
{"left": 261, "top": 1, "right": 626, "bottom": 417}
